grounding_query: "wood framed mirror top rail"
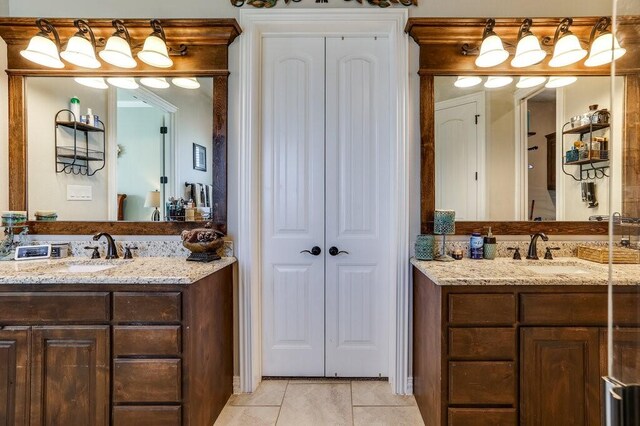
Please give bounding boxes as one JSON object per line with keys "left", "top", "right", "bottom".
{"left": 0, "top": 18, "right": 241, "bottom": 235}
{"left": 407, "top": 16, "right": 640, "bottom": 235}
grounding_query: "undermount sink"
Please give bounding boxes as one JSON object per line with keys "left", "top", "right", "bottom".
{"left": 54, "top": 261, "right": 123, "bottom": 274}
{"left": 523, "top": 265, "right": 590, "bottom": 275}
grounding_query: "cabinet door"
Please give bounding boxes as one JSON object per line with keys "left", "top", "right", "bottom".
{"left": 30, "top": 326, "right": 109, "bottom": 426}
{"left": 0, "top": 328, "right": 29, "bottom": 426}
{"left": 521, "top": 327, "right": 601, "bottom": 426}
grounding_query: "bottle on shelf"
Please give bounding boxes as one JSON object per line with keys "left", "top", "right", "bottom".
{"left": 69, "top": 96, "right": 80, "bottom": 121}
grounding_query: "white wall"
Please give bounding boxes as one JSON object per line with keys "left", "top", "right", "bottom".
{"left": 26, "top": 77, "right": 109, "bottom": 220}
{"left": 527, "top": 99, "right": 556, "bottom": 220}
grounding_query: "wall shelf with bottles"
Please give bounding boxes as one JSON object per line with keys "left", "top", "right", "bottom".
{"left": 561, "top": 108, "right": 610, "bottom": 181}
{"left": 55, "top": 109, "right": 106, "bottom": 176}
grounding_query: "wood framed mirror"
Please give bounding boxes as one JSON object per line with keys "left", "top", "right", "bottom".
{"left": 0, "top": 18, "right": 240, "bottom": 234}
{"left": 407, "top": 16, "right": 640, "bottom": 235}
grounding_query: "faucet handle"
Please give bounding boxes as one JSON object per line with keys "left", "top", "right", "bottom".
{"left": 507, "top": 247, "right": 521, "bottom": 260}
{"left": 123, "top": 245, "right": 138, "bottom": 260}
{"left": 84, "top": 246, "right": 100, "bottom": 259}
{"left": 544, "top": 247, "right": 561, "bottom": 260}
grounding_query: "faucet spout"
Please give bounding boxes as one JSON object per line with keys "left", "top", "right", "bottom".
{"left": 526, "top": 232, "right": 549, "bottom": 260}
{"left": 93, "top": 232, "right": 119, "bottom": 259}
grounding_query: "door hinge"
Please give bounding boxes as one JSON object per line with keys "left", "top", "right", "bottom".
{"left": 475, "top": 172, "right": 478, "bottom": 181}
{"left": 160, "top": 176, "right": 168, "bottom": 184}
{"left": 160, "top": 126, "right": 168, "bottom": 134}
{"left": 475, "top": 114, "right": 480, "bottom": 125}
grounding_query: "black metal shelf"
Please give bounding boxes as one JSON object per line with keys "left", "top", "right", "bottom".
{"left": 561, "top": 108, "right": 611, "bottom": 182}
{"left": 563, "top": 122, "right": 610, "bottom": 135}
{"left": 55, "top": 109, "right": 106, "bottom": 176}
{"left": 55, "top": 120, "right": 105, "bottom": 133}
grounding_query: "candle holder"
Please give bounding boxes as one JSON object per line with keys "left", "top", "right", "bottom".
{"left": 434, "top": 209, "right": 455, "bottom": 262}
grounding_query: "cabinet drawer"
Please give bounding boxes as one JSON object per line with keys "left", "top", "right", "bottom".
{"left": 448, "top": 408, "right": 517, "bottom": 426}
{"left": 449, "top": 328, "right": 515, "bottom": 360}
{"left": 113, "top": 326, "right": 181, "bottom": 357}
{"left": 520, "top": 293, "right": 606, "bottom": 325}
{"left": 449, "top": 361, "right": 515, "bottom": 405}
{"left": 112, "top": 406, "right": 181, "bottom": 426}
{"left": 113, "top": 359, "right": 181, "bottom": 403}
{"left": 0, "top": 292, "right": 109, "bottom": 323}
{"left": 113, "top": 292, "right": 181, "bottom": 323}
{"left": 449, "top": 294, "right": 515, "bottom": 325}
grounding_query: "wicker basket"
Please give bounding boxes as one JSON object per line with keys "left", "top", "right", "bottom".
{"left": 577, "top": 245, "right": 640, "bottom": 264}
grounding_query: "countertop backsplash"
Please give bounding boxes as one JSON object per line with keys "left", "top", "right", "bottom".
{"left": 427, "top": 239, "right": 610, "bottom": 259}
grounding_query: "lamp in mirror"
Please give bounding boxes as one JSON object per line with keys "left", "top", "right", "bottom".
{"left": 475, "top": 19, "right": 509, "bottom": 68}
{"left": 60, "top": 19, "right": 101, "bottom": 69}
{"left": 145, "top": 190, "right": 162, "bottom": 221}
{"left": 585, "top": 17, "right": 626, "bottom": 67}
{"left": 140, "top": 77, "right": 170, "bottom": 89}
{"left": 99, "top": 19, "right": 137, "bottom": 69}
{"left": 549, "top": 18, "right": 587, "bottom": 67}
{"left": 545, "top": 75, "right": 577, "bottom": 88}
{"left": 20, "top": 19, "right": 64, "bottom": 69}
{"left": 516, "top": 76, "right": 547, "bottom": 89}
{"left": 138, "top": 19, "right": 173, "bottom": 68}
{"left": 454, "top": 76, "right": 482, "bottom": 88}
{"left": 484, "top": 76, "right": 513, "bottom": 88}
{"left": 433, "top": 209, "right": 455, "bottom": 262}
{"left": 74, "top": 77, "right": 109, "bottom": 90}
{"left": 172, "top": 77, "right": 200, "bottom": 89}
{"left": 107, "top": 77, "right": 139, "bottom": 89}
{"left": 511, "top": 18, "right": 546, "bottom": 68}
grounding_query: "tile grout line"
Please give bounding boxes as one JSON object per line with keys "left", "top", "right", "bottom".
{"left": 274, "top": 380, "right": 288, "bottom": 425}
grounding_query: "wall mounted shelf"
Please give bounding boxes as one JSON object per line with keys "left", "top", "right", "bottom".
{"left": 55, "top": 109, "right": 106, "bottom": 176}
{"left": 561, "top": 109, "right": 610, "bottom": 182}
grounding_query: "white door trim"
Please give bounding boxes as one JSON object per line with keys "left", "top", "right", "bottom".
{"left": 237, "top": 8, "right": 410, "bottom": 394}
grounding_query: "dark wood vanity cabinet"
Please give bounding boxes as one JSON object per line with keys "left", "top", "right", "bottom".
{"left": 413, "top": 267, "right": 640, "bottom": 426}
{"left": 0, "top": 265, "right": 233, "bottom": 426}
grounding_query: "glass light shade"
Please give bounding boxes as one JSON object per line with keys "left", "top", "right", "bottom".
{"left": 484, "top": 76, "right": 513, "bottom": 88}
{"left": 172, "top": 77, "right": 200, "bottom": 89}
{"left": 511, "top": 34, "right": 547, "bottom": 68}
{"left": 137, "top": 35, "right": 173, "bottom": 68}
{"left": 584, "top": 32, "right": 627, "bottom": 67}
{"left": 516, "top": 76, "right": 547, "bottom": 89}
{"left": 99, "top": 36, "right": 137, "bottom": 69}
{"left": 433, "top": 210, "right": 455, "bottom": 235}
{"left": 475, "top": 34, "right": 509, "bottom": 68}
{"left": 20, "top": 35, "right": 64, "bottom": 69}
{"left": 140, "top": 77, "right": 170, "bottom": 89}
{"left": 548, "top": 33, "right": 587, "bottom": 67}
{"left": 74, "top": 77, "right": 108, "bottom": 90}
{"left": 454, "top": 76, "right": 482, "bottom": 88}
{"left": 545, "top": 76, "right": 577, "bottom": 88}
{"left": 60, "top": 35, "right": 101, "bottom": 69}
{"left": 107, "top": 77, "right": 139, "bottom": 89}
{"left": 144, "top": 190, "right": 161, "bottom": 208}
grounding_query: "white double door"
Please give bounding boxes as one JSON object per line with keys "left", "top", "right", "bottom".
{"left": 261, "top": 36, "right": 391, "bottom": 377}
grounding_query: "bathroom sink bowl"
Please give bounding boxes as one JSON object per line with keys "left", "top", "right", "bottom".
{"left": 523, "top": 265, "right": 590, "bottom": 275}
{"left": 61, "top": 264, "right": 119, "bottom": 273}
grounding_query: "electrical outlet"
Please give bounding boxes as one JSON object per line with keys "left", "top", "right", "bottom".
{"left": 67, "top": 185, "right": 92, "bottom": 201}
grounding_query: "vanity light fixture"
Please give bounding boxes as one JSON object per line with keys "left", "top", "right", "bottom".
{"left": 107, "top": 77, "right": 139, "bottom": 90}
{"left": 60, "top": 19, "right": 101, "bottom": 69}
{"left": 511, "top": 19, "right": 546, "bottom": 68}
{"left": 545, "top": 76, "right": 577, "bottom": 88}
{"left": 172, "top": 77, "right": 200, "bottom": 89}
{"left": 548, "top": 18, "right": 587, "bottom": 68}
{"left": 74, "top": 77, "right": 109, "bottom": 90}
{"left": 140, "top": 77, "right": 170, "bottom": 89}
{"left": 584, "top": 17, "right": 626, "bottom": 67}
{"left": 484, "top": 76, "right": 513, "bottom": 88}
{"left": 138, "top": 19, "right": 173, "bottom": 68}
{"left": 516, "top": 76, "right": 547, "bottom": 89}
{"left": 99, "top": 19, "right": 137, "bottom": 69}
{"left": 475, "top": 19, "right": 510, "bottom": 68}
{"left": 20, "top": 19, "right": 65, "bottom": 69}
{"left": 453, "top": 76, "right": 482, "bottom": 88}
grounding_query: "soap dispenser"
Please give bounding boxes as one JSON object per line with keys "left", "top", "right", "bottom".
{"left": 483, "top": 227, "right": 497, "bottom": 260}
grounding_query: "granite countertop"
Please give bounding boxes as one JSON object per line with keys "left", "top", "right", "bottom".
{"left": 0, "top": 256, "right": 237, "bottom": 285}
{"left": 411, "top": 257, "right": 640, "bottom": 286}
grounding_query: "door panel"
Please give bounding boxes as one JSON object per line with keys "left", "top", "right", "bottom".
{"left": 0, "top": 328, "right": 29, "bottom": 426}
{"left": 325, "top": 37, "right": 391, "bottom": 377}
{"left": 261, "top": 37, "right": 326, "bottom": 376}
{"left": 435, "top": 99, "right": 479, "bottom": 220}
{"left": 30, "top": 326, "right": 109, "bottom": 426}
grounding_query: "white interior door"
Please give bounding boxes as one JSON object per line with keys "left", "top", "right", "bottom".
{"left": 325, "top": 37, "right": 391, "bottom": 377}
{"left": 262, "top": 36, "right": 391, "bottom": 378}
{"left": 261, "top": 37, "right": 326, "bottom": 376}
{"left": 435, "top": 97, "right": 480, "bottom": 220}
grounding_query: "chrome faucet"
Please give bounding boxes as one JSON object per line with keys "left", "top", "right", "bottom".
{"left": 526, "top": 232, "right": 549, "bottom": 260}
{"left": 93, "top": 232, "right": 119, "bottom": 259}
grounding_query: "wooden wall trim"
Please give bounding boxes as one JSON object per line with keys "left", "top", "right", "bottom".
{"left": 8, "top": 75, "right": 26, "bottom": 212}
{"left": 623, "top": 74, "right": 640, "bottom": 218}
{"left": 420, "top": 74, "right": 435, "bottom": 234}
{"left": 26, "top": 221, "right": 216, "bottom": 236}
{"left": 211, "top": 75, "right": 228, "bottom": 235}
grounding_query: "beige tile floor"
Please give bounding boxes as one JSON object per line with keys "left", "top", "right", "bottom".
{"left": 214, "top": 379, "right": 425, "bottom": 426}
